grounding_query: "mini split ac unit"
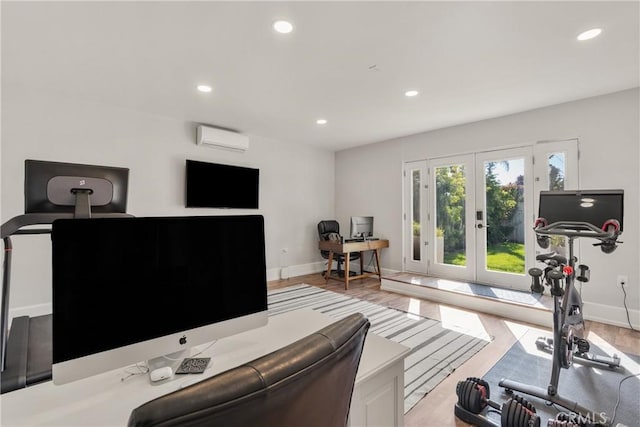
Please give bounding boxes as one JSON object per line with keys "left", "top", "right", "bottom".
{"left": 196, "top": 125, "right": 249, "bottom": 152}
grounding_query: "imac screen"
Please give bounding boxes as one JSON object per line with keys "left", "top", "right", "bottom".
{"left": 51, "top": 215, "right": 267, "bottom": 384}
{"left": 350, "top": 216, "right": 374, "bottom": 238}
{"left": 538, "top": 190, "right": 624, "bottom": 231}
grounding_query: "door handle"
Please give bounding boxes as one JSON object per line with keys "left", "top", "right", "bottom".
{"left": 477, "top": 224, "right": 484, "bottom": 229}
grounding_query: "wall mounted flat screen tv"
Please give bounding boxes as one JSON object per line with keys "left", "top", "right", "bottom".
{"left": 186, "top": 160, "right": 259, "bottom": 209}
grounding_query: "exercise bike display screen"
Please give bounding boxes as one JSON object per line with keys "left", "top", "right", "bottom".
{"left": 538, "top": 190, "right": 624, "bottom": 231}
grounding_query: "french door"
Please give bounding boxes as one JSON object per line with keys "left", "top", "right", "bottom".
{"left": 428, "top": 155, "right": 476, "bottom": 281}
{"left": 404, "top": 147, "right": 538, "bottom": 290}
{"left": 475, "top": 148, "right": 533, "bottom": 289}
{"left": 403, "top": 161, "right": 429, "bottom": 274}
{"left": 532, "top": 139, "right": 579, "bottom": 259}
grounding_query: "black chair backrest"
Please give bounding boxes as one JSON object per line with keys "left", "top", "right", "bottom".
{"left": 128, "top": 313, "right": 370, "bottom": 427}
{"left": 318, "top": 220, "right": 341, "bottom": 259}
{"left": 318, "top": 219, "right": 340, "bottom": 238}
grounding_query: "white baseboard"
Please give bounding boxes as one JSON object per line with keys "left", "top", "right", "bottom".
{"left": 380, "top": 268, "right": 401, "bottom": 276}
{"left": 381, "top": 278, "right": 553, "bottom": 329}
{"left": 583, "top": 301, "right": 640, "bottom": 330}
{"left": 267, "top": 263, "right": 399, "bottom": 282}
{"left": 267, "top": 262, "right": 325, "bottom": 282}
{"left": 381, "top": 278, "right": 639, "bottom": 331}
{"left": 8, "top": 302, "right": 52, "bottom": 327}
{"left": 267, "top": 261, "right": 400, "bottom": 282}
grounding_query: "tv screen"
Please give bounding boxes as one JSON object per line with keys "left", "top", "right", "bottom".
{"left": 51, "top": 215, "right": 268, "bottom": 384}
{"left": 186, "top": 160, "right": 259, "bottom": 209}
{"left": 538, "top": 190, "right": 624, "bottom": 231}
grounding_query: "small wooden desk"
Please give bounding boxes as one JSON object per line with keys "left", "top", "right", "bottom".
{"left": 319, "top": 239, "right": 389, "bottom": 289}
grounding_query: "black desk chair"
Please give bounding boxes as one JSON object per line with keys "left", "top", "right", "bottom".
{"left": 128, "top": 313, "right": 370, "bottom": 427}
{"left": 317, "top": 220, "right": 361, "bottom": 278}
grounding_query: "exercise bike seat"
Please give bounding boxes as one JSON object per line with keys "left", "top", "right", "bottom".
{"left": 535, "top": 252, "right": 567, "bottom": 265}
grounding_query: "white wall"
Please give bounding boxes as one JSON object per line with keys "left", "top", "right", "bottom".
{"left": 1, "top": 89, "right": 334, "bottom": 316}
{"left": 336, "top": 88, "right": 640, "bottom": 327}
{"left": 3, "top": 85, "right": 637, "bottom": 329}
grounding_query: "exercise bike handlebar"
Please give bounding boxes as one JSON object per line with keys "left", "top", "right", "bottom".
{"left": 533, "top": 218, "right": 621, "bottom": 241}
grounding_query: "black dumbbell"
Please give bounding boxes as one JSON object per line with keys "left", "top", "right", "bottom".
{"left": 455, "top": 378, "right": 541, "bottom": 427}
{"left": 547, "top": 269, "right": 564, "bottom": 297}
{"left": 576, "top": 264, "right": 590, "bottom": 283}
{"left": 529, "top": 267, "right": 544, "bottom": 294}
{"left": 501, "top": 394, "right": 540, "bottom": 427}
{"left": 456, "top": 377, "right": 491, "bottom": 414}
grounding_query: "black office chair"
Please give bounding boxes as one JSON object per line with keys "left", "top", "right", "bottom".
{"left": 317, "top": 220, "right": 361, "bottom": 278}
{"left": 128, "top": 313, "right": 370, "bottom": 427}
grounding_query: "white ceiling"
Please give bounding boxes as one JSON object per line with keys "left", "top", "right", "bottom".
{"left": 2, "top": 1, "right": 639, "bottom": 151}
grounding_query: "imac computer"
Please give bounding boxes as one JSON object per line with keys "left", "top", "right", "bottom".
{"left": 350, "top": 216, "right": 374, "bottom": 239}
{"left": 51, "top": 215, "right": 268, "bottom": 385}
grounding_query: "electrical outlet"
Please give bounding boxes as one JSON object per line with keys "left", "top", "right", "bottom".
{"left": 617, "top": 275, "right": 628, "bottom": 288}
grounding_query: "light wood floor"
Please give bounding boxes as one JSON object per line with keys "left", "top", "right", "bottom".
{"left": 268, "top": 273, "right": 640, "bottom": 426}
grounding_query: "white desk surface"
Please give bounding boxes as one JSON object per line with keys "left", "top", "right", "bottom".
{"left": 1, "top": 308, "right": 410, "bottom": 426}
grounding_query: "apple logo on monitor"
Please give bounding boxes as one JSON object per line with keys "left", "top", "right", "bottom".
{"left": 179, "top": 335, "right": 187, "bottom": 345}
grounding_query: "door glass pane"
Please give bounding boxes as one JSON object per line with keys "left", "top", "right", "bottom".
{"left": 435, "top": 165, "right": 466, "bottom": 266}
{"left": 411, "top": 169, "right": 421, "bottom": 261}
{"left": 548, "top": 153, "right": 567, "bottom": 256}
{"left": 484, "top": 159, "right": 525, "bottom": 274}
{"left": 548, "top": 153, "right": 565, "bottom": 190}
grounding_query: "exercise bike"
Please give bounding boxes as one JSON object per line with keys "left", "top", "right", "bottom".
{"left": 499, "top": 190, "right": 624, "bottom": 427}
{"left": 527, "top": 251, "right": 620, "bottom": 370}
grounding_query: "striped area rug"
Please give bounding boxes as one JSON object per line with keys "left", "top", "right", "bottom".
{"left": 268, "top": 284, "right": 492, "bottom": 413}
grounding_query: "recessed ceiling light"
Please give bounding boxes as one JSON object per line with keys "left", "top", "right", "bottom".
{"left": 577, "top": 28, "right": 602, "bottom": 41}
{"left": 405, "top": 90, "right": 419, "bottom": 97}
{"left": 273, "top": 20, "right": 293, "bottom": 34}
{"left": 316, "top": 119, "right": 327, "bottom": 125}
{"left": 197, "top": 85, "right": 212, "bottom": 93}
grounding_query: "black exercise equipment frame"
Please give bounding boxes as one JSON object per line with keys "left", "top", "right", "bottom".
{"left": 499, "top": 218, "right": 622, "bottom": 427}
{"left": 1, "top": 202, "right": 132, "bottom": 393}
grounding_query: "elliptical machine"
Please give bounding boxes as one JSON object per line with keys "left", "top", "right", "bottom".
{"left": 499, "top": 190, "right": 624, "bottom": 427}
